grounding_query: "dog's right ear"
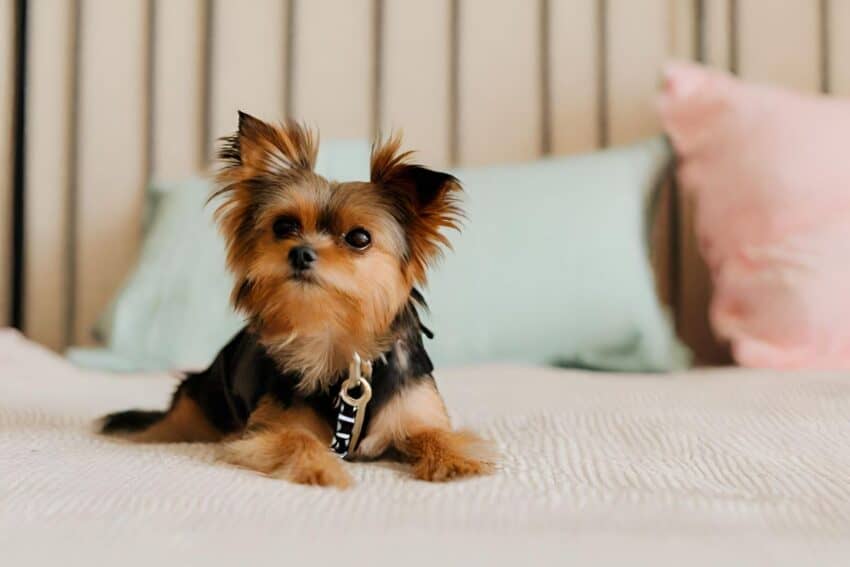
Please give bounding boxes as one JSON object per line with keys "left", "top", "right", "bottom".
{"left": 218, "top": 111, "right": 318, "bottom": 177}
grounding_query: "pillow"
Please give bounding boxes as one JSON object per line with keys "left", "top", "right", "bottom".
{"left": 69, "top": 138, "right": 689, "bottom": 372}
{"left": 658, "top": 62, "right": 850, "bottom": 369}
{"left": 67, "top": 140, "right": 372, "bottom": 371}
{"left": 424, "top": 137, "right": 688, "bottom": 371}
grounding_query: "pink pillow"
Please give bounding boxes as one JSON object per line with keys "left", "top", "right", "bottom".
{"left": 658, "top": 62, "right": 850, "bottom": 369}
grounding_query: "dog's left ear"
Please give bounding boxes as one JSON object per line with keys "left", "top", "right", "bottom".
{"left": 370, "top": 135, "right": 463, "bottom": 283}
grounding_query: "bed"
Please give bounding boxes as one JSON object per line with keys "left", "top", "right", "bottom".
{"left": 3, "top": 328, "right": 849, "bottom": 565}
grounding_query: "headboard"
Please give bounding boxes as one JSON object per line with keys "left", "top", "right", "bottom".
{"left": 2, "top": 0, "right": 848, "bottom": 365}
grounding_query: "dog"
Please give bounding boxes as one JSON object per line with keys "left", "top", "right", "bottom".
{"left": 99, "top": 112, "right": 495, "bottom": 488}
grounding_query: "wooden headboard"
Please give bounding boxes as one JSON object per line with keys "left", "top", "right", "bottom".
{"left": 1, "top": 1, "right": 847, "bottom": 363}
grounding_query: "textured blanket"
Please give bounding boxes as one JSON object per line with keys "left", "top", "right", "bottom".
{"left": 2, "top": 329, "right": 849, "bottom": 566}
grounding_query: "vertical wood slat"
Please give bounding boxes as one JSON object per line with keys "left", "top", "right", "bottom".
{"left": 548, "top": 0, "right": 599, "bottom": 155}
{"left": 208, "top": 0, "right": 288, "bottom": 156}
{"left": 677, "top": 188, "right": 730, "bottom": 365}
{"left": 291, "top": 0, "right": 374, "bottom": 140}
{"left": 458, "top": 0, "right": 541, "bottom": 165}
{"left": 669, "top": 0, "right": 697, "bottom": 60}
{"left": 380, "top": 0, "right": 451, "bottom": 167}
{"left": 651, "top": 178, "right": 674, "bottom": 310}
{"left": 702, "top": 0, "right": 732, "bottom": 68}
{"left": 0, "top": 0, "right": 13, "bottom": 327}
{"left": 606, "top": 0, "right": 670, "bottom": 145}
{"left": 152, "top": 0, "right": 206, "bottom": 181}
{"left": 74, "top": 0, "right": 149, "bottom": 345}
{"left": 828, "top": 0, "right": 850, "bottom": 96}
{"left": 737, "top": 0, "right": 820, "bottom": 91}
{"left": 23, "top": 0, "right": 75, "bottom": 349}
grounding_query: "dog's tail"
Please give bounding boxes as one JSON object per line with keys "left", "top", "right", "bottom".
{"left": 99, "top": 410, "right": 167, "bottom": 435}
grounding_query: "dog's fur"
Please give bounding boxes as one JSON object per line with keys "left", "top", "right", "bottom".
{"left": 99, "top": 112, "right": 494, "bottom": 488}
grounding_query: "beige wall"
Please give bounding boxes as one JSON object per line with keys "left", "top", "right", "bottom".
{"left": 3, "top": 0, "right": 849, "bottom": 350}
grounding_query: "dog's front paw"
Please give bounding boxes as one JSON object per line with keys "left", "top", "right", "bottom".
{"left": 404, "top": 429, "right": 496, "bottom": 482}
{"left": 222, "top": 430, "right": 352, "bottom": 489}
{"left": 275, "top": 454, "right": 352, "bottom": 489}
{"left": 221, "top": 435, "right": 281, "bottom": 474}
{"left": 413, "top": 452, "right": 491, "bottom": 482}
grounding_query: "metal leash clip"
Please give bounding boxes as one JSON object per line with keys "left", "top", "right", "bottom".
{"left": 330, "top": 352, "right": 373, "bottom": 458}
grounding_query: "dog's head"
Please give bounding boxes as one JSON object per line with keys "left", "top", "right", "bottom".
{"left": 213, "top": 112, "right": 462, "bottom": 353}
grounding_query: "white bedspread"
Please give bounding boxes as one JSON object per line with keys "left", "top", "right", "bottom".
{"left": 2, "top": 329, "right": 850, "bottom": 566}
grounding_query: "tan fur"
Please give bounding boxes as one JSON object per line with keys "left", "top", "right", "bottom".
{"left": 212, "top": 115, "right": 445, "bottom": 392}
{"left": 127, "top": 395, "right": 223, "bottom": 443}
{"left": 248, "top": 186, "right": 411, "bottom": 390}
{"left": 354, "top": 380, "right": 495, "bottom": 481}
{"left": 355, "top": 380, "right": 451, "bottom": 459}
{"left": 222, "top": 396, "right": 351, "bottom": 489}
{"left": 399, "top": 429, "right": 496, "bottom": 482}
{"left": 246, "top": 396, "right": 332, "bottom": 441}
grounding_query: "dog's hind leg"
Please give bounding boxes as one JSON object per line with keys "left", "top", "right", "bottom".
{"left": 99, "top": 373, "right": 226, "bottom": 443}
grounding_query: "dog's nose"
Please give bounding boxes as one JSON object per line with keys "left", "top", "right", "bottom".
{"left": 289, "top": 245, "right": 317, "bottom": 271}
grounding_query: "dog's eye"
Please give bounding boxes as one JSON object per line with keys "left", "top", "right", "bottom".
{"left": 344, "top": 228, "right": 371, "bottom": 250}
{"left": 273, "top": 216, "right": 300, "bottom": 239}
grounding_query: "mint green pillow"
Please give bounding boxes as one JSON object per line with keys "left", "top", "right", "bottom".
{"left": 426, "top": 137, "right": 689, "bottom": 371}
{"left": 69, "top": 176, "right": 241, "bottom": 371}
{"left": 69, "top": 137, "right": 689, "bottom": 372}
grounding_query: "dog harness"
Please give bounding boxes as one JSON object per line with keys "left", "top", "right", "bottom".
{"left": 330, "top": 352, "right": 373, "bottom": 458}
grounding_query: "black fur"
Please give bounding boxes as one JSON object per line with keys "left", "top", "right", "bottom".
{"left": 100, "top": 410, "right": 166, "bottom": 434}
{"left": 400, "top": 166, "right": 458, "bottom": 209}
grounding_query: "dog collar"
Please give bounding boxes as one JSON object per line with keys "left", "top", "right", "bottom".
{"left": 330, "top": 352, "right": 373, "bottom": 459}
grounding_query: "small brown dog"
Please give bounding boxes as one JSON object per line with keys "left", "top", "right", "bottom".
{"left": 100, "top": 112, "right": 494, "bottom": 488}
